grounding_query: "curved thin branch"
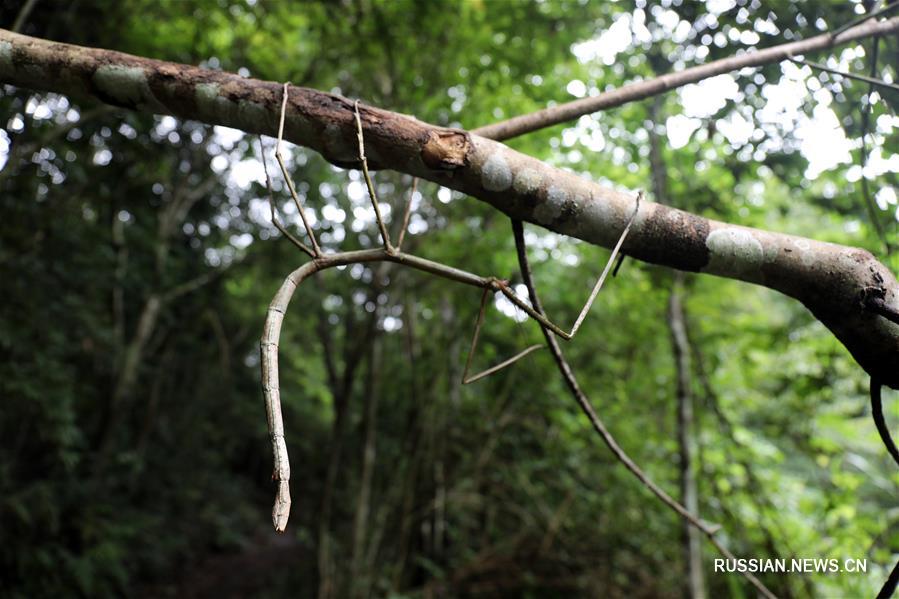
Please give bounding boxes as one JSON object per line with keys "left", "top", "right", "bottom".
{"left": 790, "top": 57, "right": 899, "bottom": 94}
{"left": 878, "top": 557, "right": 899, "bottom": 599}
{"left": 474, "top": 16, "right": 899, "bottom": 140}
{"left": 871, "top": 377, "right": 899, "bottom": 468}
{"left": 831, "top": 1, "right": 899, "bottom": 38}
{"left": 511, "top": 218, "right": 776, "bottom": 599}
{"left": 874, "top": 377, "right": 899, "bottom": 599}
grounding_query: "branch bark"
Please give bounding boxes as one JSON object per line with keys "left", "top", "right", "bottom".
{"left": 474, "top": 14, "right": 899, "bottom": 140}
{"left": 1, "top": 29, "right": 898, "bottom": 387}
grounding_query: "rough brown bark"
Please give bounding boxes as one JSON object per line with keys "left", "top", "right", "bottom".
{"left": 2, "top": 29, "right": 898, "bottom": 387}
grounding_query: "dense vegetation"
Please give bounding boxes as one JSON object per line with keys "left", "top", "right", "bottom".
{"left": 1, "top": 1, "right": 898, "bottom": 597}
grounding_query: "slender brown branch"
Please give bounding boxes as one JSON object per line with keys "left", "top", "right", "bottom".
{"left": 261, "top": 246, "right": 557, "bottom": 531}
{"left": 789, "top": 57, "right": 899, "bottom": 93}
{"left": 510, "top": 218, "right": 776, "bottom": 599}
{"left": 473, "top": 16, "right": 899, "bottom": 141}
{"left": 831, "top": 1, "right": 899, "bottom": 38}
{"left": 858, "top": 34, "right": 892, "bottom": 256}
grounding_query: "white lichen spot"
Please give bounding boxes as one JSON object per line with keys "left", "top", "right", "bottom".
{"left": 791, "top": 238, "right": 817, "bottom": 266}
{"left": 196, "top": 82, "right": 238, "bottom": 122}
{"left": 481, "top": 151, "right": 512, "bottom": 191}
{"left": 533, "top": 185, "right": 567, "bottom": 224}
{"left": 238, "top": 100, "right": 270, "bottom": 128}
{"left": 0, "top": 41, "right": 12, "bottom": 69}
{"left": 93, "top": 65, "right": 160, "bottom": 110}
{"left": 196, "top": 82, "right": 220, "bottom": 104}
{"left": 838, "top": 249, "right": 860, "bottom": 271}
{"left": 512, "top": 167, "right": 542, "bottom": 194}
{"left": 705, "top": 227, "right": 764, "bottom": 277}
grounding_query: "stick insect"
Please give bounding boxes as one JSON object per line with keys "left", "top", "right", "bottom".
{"left": 260, "top": 83, "right": 640, "bottom": 531}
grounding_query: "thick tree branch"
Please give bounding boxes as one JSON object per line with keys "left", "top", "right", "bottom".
{"left": 1, "top": 29, "right": 898, "bottom": 388}
{"left": 474, "top": 15, "right": 899, "bottom": 140}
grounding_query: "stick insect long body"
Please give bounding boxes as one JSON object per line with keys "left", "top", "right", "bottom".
{"left": 260, "top": 84, "right": 639, "bottom": 531}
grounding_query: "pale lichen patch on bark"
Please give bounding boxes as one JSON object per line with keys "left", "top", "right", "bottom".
{"left": 481, "top": 150, "right": 512, "bottom": 191}
{"left": 0, "top": 41, "right": 12, "bottom": 69}
{"left": 196, "top": 82, "right": 243, "bottom": 126}
{"left": 534, "top": 185, "right": 567, "bottom": 225}
{"left": 237, "top": 99, "right": 271, "bottom": 129}
{"left": 704, "top": 227, "right": 764, "bottom": 279}
{"left": 791, "top": 238, "right": 817, "bottom": 266}
{"left": 92, "top": 64, "right": 162, "bottom": 111}
{"left": 512, "top": 167, "right": 542, "bottom": 195}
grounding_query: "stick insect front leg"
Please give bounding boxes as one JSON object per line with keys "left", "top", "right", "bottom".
{"left": 459, "top": 191, "right": 641, "bottom": 383}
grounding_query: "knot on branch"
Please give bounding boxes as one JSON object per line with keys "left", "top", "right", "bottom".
{"left": 421, "top": 129, "right": 471, "bottom": 171}
{"left": 860, "top": 284, "right": 887, "bottom": 309}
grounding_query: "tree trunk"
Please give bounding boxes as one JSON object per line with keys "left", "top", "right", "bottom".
{"left": 649, "top": 93, "right": 706, "bottom": 599}
{"left": 669, "top": 279, "right": 706, "bottom": 599}
{"left": 351, "top": 334, "right": 382, "bottom": 599}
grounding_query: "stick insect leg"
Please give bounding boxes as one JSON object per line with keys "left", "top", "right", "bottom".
{"left": 274, "top": 83, "right": 321, "bottom": 257}
{"left": 395, "top": 177, "right": 418, "bottom": 251}
{"left": 461, "top": 286, "right": 543, "bottom": 385}
{"left": 354, "top": 100, "right": 394, "bottom": 253}
{"left": 497, "top": 190, "right": 643, "bottom": 341}
{"left": 258, "top": 137, "right": 315, "bottom": 258}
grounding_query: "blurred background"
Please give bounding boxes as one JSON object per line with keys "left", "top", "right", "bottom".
{"left": 1, "top": 0, "right": 898, "bottom": 597}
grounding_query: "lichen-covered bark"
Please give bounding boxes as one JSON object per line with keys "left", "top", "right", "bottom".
{"left": 2, "top": 29, "right": 898, "bottom": 387}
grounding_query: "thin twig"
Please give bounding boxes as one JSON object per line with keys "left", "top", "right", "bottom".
{"left": 612, "top": 253, "right": 626, "bottom": 277}
{"left": 831, "top": 1, "right": 899, "bottom": 38}
{"left": 878, "top": 554, "right": 899, "bottom": 599}
{"left": 511, "top": 218, "right": 777, "bottom": 599}
{"left": 858, "top": 35, "right": 893, "bottom": 256}
{"left": 871, "top": 377, "right": 899, "bottom": 468}
{"left": 789, "top": 57, "right": 899, "bottom": 93}
{"left": 473, "top": 16, "right": 899, "bottom": 140}
{"left": 261, "top": 246, "right": 552, "bottom": 531}
{"left": 873, "top": 373, "right": 899, "bottom": 598}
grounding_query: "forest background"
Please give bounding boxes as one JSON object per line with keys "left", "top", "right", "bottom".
{"left": 2, "top": 1, "right": 899, "bottom": 597}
